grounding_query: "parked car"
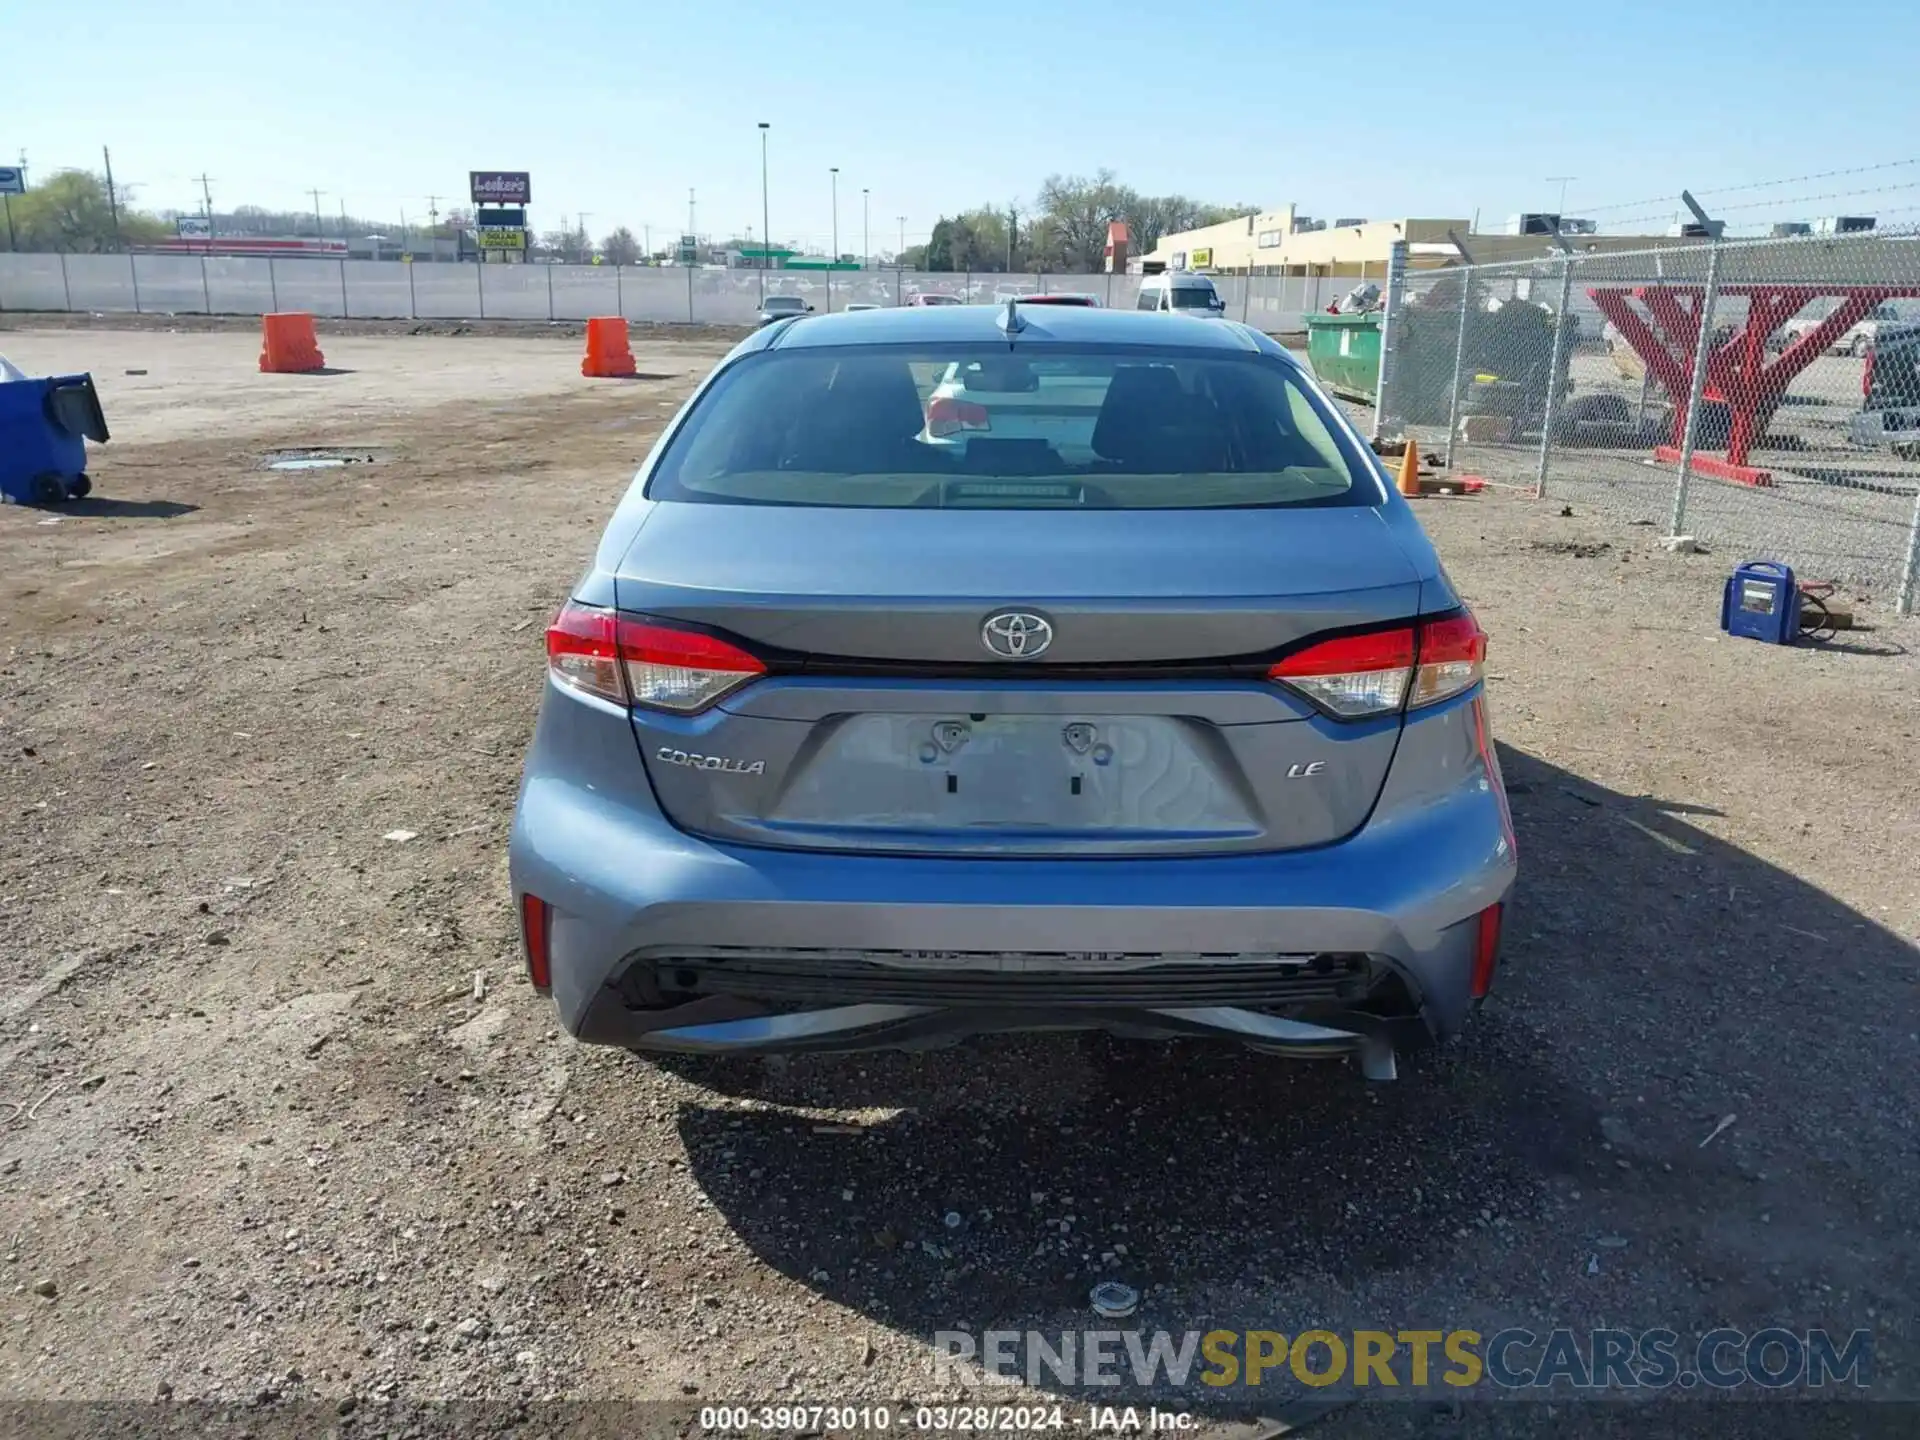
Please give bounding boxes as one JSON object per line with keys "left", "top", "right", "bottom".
{"left": 908, "top": 292, "right": 964, "bottom": 307}
{"left": 511, "top": 305, "right": 1515, "bottom": 1079}
{"left": 919, "top": 354, "right": 1114, "bottom": 458}
{"left": 1135, "top": 271, "right": 1226, "bottom": 316}
{"left": 1850, "top": 321, "right": 1920, "bottom": 460}
{"left": 755, "top": 294, "right": 813, "bottom": 328}
{"left": 1781, "top": 301, "right": 1903, "bottom": 357}
{"left": 1016, "top": 293, "right": 1101, "bottom": 307}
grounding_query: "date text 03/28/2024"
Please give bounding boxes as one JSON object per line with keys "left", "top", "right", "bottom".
{"left": 699, "top": 1405, "right": 1107, "bottom": 1432}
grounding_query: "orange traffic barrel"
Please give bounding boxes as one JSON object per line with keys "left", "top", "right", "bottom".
{"left": 581, "top": 317, "right": 637, "bottom": 378}
{"left": 259, "top": 313, "right": 325, "bottom": 374}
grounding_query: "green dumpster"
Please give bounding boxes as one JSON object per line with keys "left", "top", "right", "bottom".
{"left": 1303, "top": 313, "right": 1383, "bottom": 403}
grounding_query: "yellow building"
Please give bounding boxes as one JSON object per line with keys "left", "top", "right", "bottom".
{"left": 1144, "top": 206, "right": 1694, "bottom": 278}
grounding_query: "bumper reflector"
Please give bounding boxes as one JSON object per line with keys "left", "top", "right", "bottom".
{"left": 1471, "top": 902, "right": 1504, "bottom": 998}
{"left": 520, "top": 893, "right": 553, "bottom": 991}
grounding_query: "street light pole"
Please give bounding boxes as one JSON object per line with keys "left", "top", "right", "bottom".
{"left": 862, "top": 188, "right": 870, "bottom": 270}
{"left": 757, "top": 122, "right": 771, "bottom": 305}
{"left": 898, "top": 215, "right": 906, "bottom": 262}
{"left": 1547, "top": 175, "right": 1577, "bottom": 217}
{"left": 830, "top": 167, "right": 840, "bottom": 262}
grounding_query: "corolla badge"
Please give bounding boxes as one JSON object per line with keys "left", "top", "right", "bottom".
{"left": 980, "top": 610, "right": 1054, "bottom": 660}
{"left": 656, "top": 747, "right": 765, "bottom": 775}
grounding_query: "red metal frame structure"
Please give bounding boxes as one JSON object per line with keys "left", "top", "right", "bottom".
{"left": 1588, "top": 283, "right": 1920, "bottom": 485}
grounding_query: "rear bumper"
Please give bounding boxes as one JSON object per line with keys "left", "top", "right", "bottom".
{"left": 509, "top": 684, "right": 1515, "bottom": 1064}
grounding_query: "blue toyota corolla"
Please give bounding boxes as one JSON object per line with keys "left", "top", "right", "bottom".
{"left": 509, "top": 303, "right": 1515, "bottom": 1080}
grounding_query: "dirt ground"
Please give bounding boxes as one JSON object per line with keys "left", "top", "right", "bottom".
{"left": 1, "top": 327, "right": 1916, "bottom": 1438}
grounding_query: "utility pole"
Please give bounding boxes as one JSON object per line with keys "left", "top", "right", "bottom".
{"left": 688, "top": 188, "right": 696, "bottom": 241}
{"left": 309, "top": 189, "right": 326, "bottom": 241}
{"left": 898, "top": 216, "right": 906, "bottom": 262}
{"left": 193, "top": 173, "right": 216, "bottom": 254}
{"left": 577, "top": 212, "right": 592, "bottom": 262}
{"left": 1547, "top": 176, "right": 1577, "bottom": 217}
{"left": 757, "top": 122, "right": 771, "bottom": 306}
{"left": 2, "top": 152, "right": 18, "bottom": 253}
{"left": 862, "top": 188, "right": 869, "bottom": 269}
{"left": 102, "top": 146, "right": 123, "bottom": 251}
{"left": 339, "top": 197, "right": 349, "bottom": 245}
{"left": 400, "top": 207, "right": 409, "bottom": 254}
{"left": 1007, "top": 205, "right": 1017, "bottom": 271}
{"left": 830, "top": 166, "right": 839, "bottom": 262}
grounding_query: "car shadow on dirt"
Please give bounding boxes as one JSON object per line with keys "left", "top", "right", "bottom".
{"left": 667, "top": 742, "right": 1917, "bottom": 1416}
{"left": 46, "top": 497, "right": 199, "bottom": 520}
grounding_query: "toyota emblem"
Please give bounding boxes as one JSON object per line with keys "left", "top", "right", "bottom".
{"left": 980, "top": 610, "right": 1054, "bottom": 659}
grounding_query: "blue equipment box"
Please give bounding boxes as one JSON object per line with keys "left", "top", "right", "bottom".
{"left": 1721, "top": 561, "right": 1802, "bottom": 645}
{"left": 0, "top": 372, "right": 110, "bottom": 505}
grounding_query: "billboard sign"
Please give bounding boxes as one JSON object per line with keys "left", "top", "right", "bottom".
{"left": 1190, "top": 247, "right": 1213, "bottom": 268}
{"left": 470, "top": 171, "right": 531, "bottom": 205}
{"left": 477, "top": 206, "right": 526, "bottom": 229}
{"left": 177, "top": 215, "right": 212, "bottom": 238}
{"left": 476, "top": 227, "right": 527, "bottom": 251}
{"left": 0, "top": 167, "right": 24, "bottom": 196}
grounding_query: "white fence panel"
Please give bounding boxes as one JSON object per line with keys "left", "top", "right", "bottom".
{"left": 0, "top": 254, "right": 69, "bottom": 310}
{"left": 344, "top": 260, "right": 415, "bottom": 319}
{"left": 629, "top": 268, "right": 697, "bottom": 324}
{"left": 479, "top": 265, "right": 548, "bottom": 321}
{"left": 268, "top": 258, "right": 349, "bottom": 318}
{"left": 132, "top": 256, "right": 210, "bottom": 314}
{"left": 550, "top": 265, "right": 620, "bottom": 321}
{"left": 62, "top": 254, "right": 139, "bottom": 311}
{"left": 413, "top": 264, "right": 485, "bottom": 319}
{"left": 205, "top": 257, "right": 277, "bottom": 314}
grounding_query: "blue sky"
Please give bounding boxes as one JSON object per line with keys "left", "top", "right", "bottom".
{"left": 11, "top": 0, "right": 1919, "bottom": 251}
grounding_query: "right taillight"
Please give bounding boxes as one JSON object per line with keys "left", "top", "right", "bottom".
{"left": 926, "top": 395, "right": 991, "bottom": 437}
{"left": 545, "top": 602, "right": 765, "bottom": 713}
{"left": 1270, "top": 612, "right": 1486, "bottom": 719}
{"left": 1410, "top": 613, "right": 1487, "bottom": 708}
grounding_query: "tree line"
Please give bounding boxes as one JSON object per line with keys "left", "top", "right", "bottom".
{"left": 905, "top": 171, "right": 1257, "bottom": 272}
{"left": 3, "top": 167, "right": 1258, "bottom": 268}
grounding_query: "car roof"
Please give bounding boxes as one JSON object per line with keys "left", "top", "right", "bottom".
{"left": 756, "top": 304, "right": 1268, "bottom": 353}
{"left": 1141, "top": 271, "right": 1219, "bottom": 287}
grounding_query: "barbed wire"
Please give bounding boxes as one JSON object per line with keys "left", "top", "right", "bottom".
{"left": 1578, "top": 157, "right": 1920, "bottom": 216}
{"left": 1595, "top": 181, "right": 1920, "bottom": 233}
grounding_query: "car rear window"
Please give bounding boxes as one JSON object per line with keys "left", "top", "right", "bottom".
{"left": 646, "top": 345, "right": 1382, "bottom": 510}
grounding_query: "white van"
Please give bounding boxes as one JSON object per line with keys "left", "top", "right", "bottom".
{"left": 1134, "top": 271, "right": 1227, "bottom": 317}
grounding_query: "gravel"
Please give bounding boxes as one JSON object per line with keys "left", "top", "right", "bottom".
{"left": 0, "top": 327, "right": 1914, "bottom": 1435}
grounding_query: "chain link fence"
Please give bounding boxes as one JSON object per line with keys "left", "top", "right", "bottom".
{"left": 1377, "top": 227, "right": 1920, "bottom": 615}
{"left": 0, "top": 254, "right": 1349, "bottom": 334}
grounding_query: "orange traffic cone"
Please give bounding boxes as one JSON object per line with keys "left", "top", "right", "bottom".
{"left": 581, "top": 317, "right": 637, "bottom": 378}
{"left": 1396, "top": 439, "right": 1422, "bottom": 497}
{"left": 259, "top": 313, "right": 325, "bottom": 374}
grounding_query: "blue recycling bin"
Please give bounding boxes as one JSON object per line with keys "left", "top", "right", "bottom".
{"left": 0, "top": 372, "right": 110, "bottom": 505}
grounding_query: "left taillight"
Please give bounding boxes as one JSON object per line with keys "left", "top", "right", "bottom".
{"left": 1269, "top": 612, "right": 1487, "bottom": 719}
{"left": 545, "top": 602, "right": 765, "bottom": 713}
